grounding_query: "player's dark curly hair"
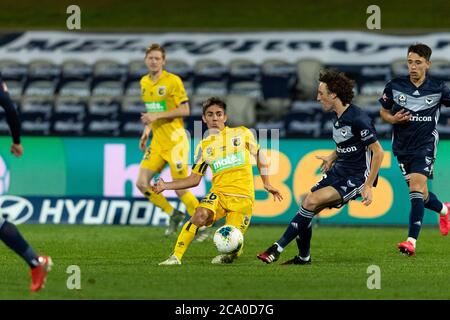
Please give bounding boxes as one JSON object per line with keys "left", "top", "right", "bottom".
{"left": 408, "top": 43, "right": 432, "bottom": 61}
{"left": 202, "top": 97, "right": 227, "bottom": 115}
{"left": 318, "top": 69, "right": 354, "bottom": 105}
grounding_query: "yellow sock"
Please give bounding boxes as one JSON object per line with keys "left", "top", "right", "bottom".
{"left": 173, "top": 221, "right": 198, "bottom": 260}
{"left": 179, "top": 192, "right": 199, "bottom": 216}
{"left": 144, "top": 188, "right": 174, "bottom": 215}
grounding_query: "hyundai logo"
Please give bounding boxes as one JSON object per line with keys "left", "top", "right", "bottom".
{"left": 0, "top": 195, "right": 33, "bottom": 224}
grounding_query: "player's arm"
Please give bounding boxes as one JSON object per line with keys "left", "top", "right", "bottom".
{"left": 378, "top": 81, "right": 410, "bottom": 124}
{"left": 141, "top": 76, "right": 190, "bottom": 124}
{"left": 379, "top": 107, "right": 411, "bottom": 124}
{"left": 361, "top": 141, "right": 384, "bottom": 206}
{"left": 256, "top": 149, "right": 283, "bottom": 202}
{"left": 0, "top": 82, "right": 23, "bottom": 157}
{"left": 139, "top": 125, "right": 152, "bottom": 151}
{"left": 141, "top": 101, "right": 190, "bottom": 124}
{"left": 154, "top": 173, "right": 202, "bottom": 194}
{"left": 315, "top": 151, "right": 337, "bottom": 173}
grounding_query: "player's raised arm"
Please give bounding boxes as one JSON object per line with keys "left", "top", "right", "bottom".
{"left": 154, "top": 173, "right": 202, "bottom": 194}
{"left": 256, "top": 149, "right": 283, "bottom": 202}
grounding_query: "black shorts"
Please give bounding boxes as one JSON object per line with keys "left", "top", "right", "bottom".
{"left": 396, "top": 151, "right": 435, "bottom": 182}
{"left": 311, "top": 169, "right": 366, "bottom": 208}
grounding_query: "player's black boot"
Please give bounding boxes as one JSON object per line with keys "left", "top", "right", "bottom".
{"left": 281, "top": 255, "right": 312, "bottom": 265}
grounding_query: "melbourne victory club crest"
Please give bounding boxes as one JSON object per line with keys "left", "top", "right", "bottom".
{"left": 398, "top": 94, "right": 407, "bottom": 106}
{"left": 425, "top": 97, "right": 433, "bottom": 105}
{"left": 340, "top": 128, "right": 348, "bottom": 137}
{"left": 157, "top": 86, "right": 166, "bottom": 96}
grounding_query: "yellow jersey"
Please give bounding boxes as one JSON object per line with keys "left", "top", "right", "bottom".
{"left": 192, "top": 126, "right": 260, "bottom": 199}
{"left": 140, "top": 70, "right": 188, "bottom": 149}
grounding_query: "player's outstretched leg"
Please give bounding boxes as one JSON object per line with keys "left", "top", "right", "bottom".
{"left": 424, "top": 192, "right": 450, "bottom": 236}
{"left": 0, "top": 220, "right": 52, "bottom": 292}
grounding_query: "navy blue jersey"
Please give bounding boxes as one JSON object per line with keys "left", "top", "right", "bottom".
{"left": 331, "top": 104, "right": 378, "bottom": 179}
{"left": 379, "top": 76, "right": 450, "bottom": 156}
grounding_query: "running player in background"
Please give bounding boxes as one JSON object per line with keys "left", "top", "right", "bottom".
{"left": 0, "top": 75, "right": 52, "bottom": 292}
{"left": 258, "top": 69, "right": 384, "bottom": 265}
{"left": 138, "top": 44, "right": 200, "bottom": 237}
{"left": 156, "top": 97, "right": 283, "bottom": 265}
{"left": 379, "top": 43, "right": 450, "bottom": 256}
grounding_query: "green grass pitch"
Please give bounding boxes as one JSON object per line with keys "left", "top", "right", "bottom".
{"left": 1, "top": 224, "right": 450, "bottom": 299}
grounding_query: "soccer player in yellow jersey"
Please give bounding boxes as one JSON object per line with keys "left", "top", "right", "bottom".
{"left": 137, "top": 44, "right": 199, "bottom": 236}
{"left": 155, "top": 97, "right": 283, "bottom": 265}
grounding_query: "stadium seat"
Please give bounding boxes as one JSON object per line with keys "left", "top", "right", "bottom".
{"left": 229, "top": 81, "right": 262, "bottom": 100}
{"left": 225, "top": 94, "right": 256, "bottom": 127}
{"left": 0, "top": 59, "right": 28, "bottom": 82}
{"left": 195, "top": 81, "right": 228, "bottom": 96}
{"left": 93, "top": 59, "right": 126, "bottom": 85}
{"left": 228, "top": 59, "right": 260, "bottom": 85}
{"left": 165, "top": 59, "right": 192, "bottom": 81}
{"left": 354, "top": 81, "right": 385, "bottom": 107}
{"left": 429, "top": 59, "right": 450, "bottom": 81}
{"left": 27, "top": 59, "right": 60, "bottom": 81}
{"left": 20, "top": 97, "right": 53, "bottom": 135}
{"left": 190, "top": 94, "right": 223, "bottom": 116}
{"left": 295, "top": 58, "right": 322, "bottom": 100}
{"left": 120, "top": 95, "right": 145, "bottom": 136}
{"left": 86, "top": 97, "right": 121, "bottom": 136}
{"left": 285, "top": 101, "right": 322, "bottom": 137}
{"left": 58, "top": 81, "right": 91, "bottom": 99}
{"left": 391, "top": 58, "right": 409, "bottom": 77}
{"left": 53, "top": 96, "right": 87, "bottom": 127}
{"left": 193, "top": 59, "right": 227, "bottom": 88}
{"left": 255, "top": 120, "right": 286, "bottom": 137}
{"left": 259, "top": 98, "right": 291, "bottom": 121}
{"left": 127, "top": 59, "right": 148, "bottom": 81}
{"left": 61, "top": 59, "right": 93, "bottom": 82}
{"left": 261, "top": 59, "right": 296, "bottom": 100}
{"left": 2, "top": 80, "right": 23, "bottom": 101}
{"left": 23, "top": 80, "right": 56, "bottom": 99}
{"left": 91, "top": 81, "right": 123, "bottom": 98}
{"left": 124, "top": 80, "right": 141, "bottom": 97}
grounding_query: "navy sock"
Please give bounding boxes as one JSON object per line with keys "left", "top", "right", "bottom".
{"left": 424, "top": 192, "right": 444, "bottom": 214}
{"left": 0, "top": 221, "right": 40, "bottom": 268}
{"left": 295, "top": 218, "right": 312, "bottom": 259}
{"left": 277, "top": 206, "right": 314, "bottom": 249}
{"left": 408, "top": 192, "right": 424, "bottom": 240}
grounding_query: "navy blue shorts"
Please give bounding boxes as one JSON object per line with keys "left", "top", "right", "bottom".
{"left": 396, "top": 150, "right": 435, "bottom": 182}
{"left": 311, "top": 169, "right": 366, "bottom": 208}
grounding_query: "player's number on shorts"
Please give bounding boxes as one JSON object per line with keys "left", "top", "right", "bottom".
{"left": 209, "top": 193, "right": 217, "bottom": 200}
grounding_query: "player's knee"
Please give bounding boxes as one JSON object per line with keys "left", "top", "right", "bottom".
{"left": 302, "top": 195, "right": 318, "bottom": 211}
{"left": 136, "top": 180, "right": 148, "bottom": 194}
{"left": 409, "top": 182, "right": 425, "bottom": 193}
{"left": 191, "top": 208, "right": 211, "bottom": 226}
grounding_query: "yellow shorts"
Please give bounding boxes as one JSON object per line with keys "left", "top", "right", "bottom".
{"left": 140, "top": 139, "right": 189, "bottom": 179}
{"left": 199, "top": 192, "right": 253, "bottom": 234}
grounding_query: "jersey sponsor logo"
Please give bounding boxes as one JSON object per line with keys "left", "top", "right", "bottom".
{"left": 157, "top": 86, "right": 166, "bottom": 96}
{"left": 410, "top": 115, "right": 432, "bottom": 122}
{"left": 211, "top": 152, "right": 245, "bottom": 173}
{"left": 360, "top": 129, "right": 370, "bottom": 138}
{"left": 336, "top": 145, "right": 357, "bottom": 153}
{"left": 0, "top": 195, "right": 33, "bottom": 224}
{"left": 145, "top": 101, "right": 167, "bottom": 112}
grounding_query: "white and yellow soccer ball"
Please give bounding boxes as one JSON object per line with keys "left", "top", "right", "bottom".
{"left": 213, "top": 225, "right": 244, "bottom": 254}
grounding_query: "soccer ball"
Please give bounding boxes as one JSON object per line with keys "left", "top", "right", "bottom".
{"left": 213, "top": 225, "right": 244, "bottom": 254}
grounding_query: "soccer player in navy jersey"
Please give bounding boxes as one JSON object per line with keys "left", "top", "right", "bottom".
{"left": 257, "top": 69, "right": 384, "bottom": 265}
{"left": 0, "top": 75, "right": 52, "bottom": 292}
{"left": 379, "top": 43, "right": 450, "bottom": 256}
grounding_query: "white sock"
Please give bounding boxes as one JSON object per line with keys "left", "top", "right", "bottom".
{"left": 440, "top": 203, "right": 448, "bottom": 215}
{"left": 299, "top": 255, "right": 310, "bottom": 261}
{"left": 407, "top": 237, "right": 417, "bottom": 248}
{"left": 274, "top": 242, "right": 284, "bottom": 253}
